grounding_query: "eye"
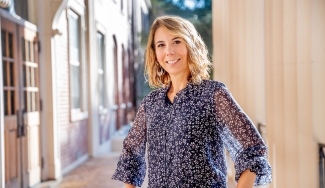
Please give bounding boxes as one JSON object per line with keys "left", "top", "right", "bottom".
{"left": 157, "top": 43, "right": 164, "bottom": 48}
{"left": 173, "top": 40, "right": 181, "bottom": 44}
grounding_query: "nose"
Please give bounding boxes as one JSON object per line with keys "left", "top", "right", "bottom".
{"left": 165, "top": 45, "right": 175, "bottom": 56}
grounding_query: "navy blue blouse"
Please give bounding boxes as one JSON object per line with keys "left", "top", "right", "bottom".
{"left": 112, "top": 80, "right": 272, "bottom": 187}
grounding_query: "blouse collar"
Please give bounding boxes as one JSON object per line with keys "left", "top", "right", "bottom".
{"left": 159, "top": 81, "right": 202, "bottom": 104}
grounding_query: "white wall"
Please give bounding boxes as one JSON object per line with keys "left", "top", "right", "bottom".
{"left": 213, "top": 0, "right": 324, "bottom": 187}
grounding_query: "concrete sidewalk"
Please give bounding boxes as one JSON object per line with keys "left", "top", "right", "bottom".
{"left": 38, "top": 151, "right": 239, "bottom": 188}
{"left": 56, "top": 153, "right": 124, "bottom": 188}
{"left": 55, "top": 152, "right": 148, "bottom": 188}
{"left": 38, "top": 125, "right": 149, "bottom": 188}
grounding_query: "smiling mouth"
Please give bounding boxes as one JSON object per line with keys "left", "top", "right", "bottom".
{"left": 165, "top": 58, "right": 180, "bottom": 65}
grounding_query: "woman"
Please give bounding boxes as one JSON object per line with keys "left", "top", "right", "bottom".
{"left": 112, "top": 16, "right": 272, "bottom": 188}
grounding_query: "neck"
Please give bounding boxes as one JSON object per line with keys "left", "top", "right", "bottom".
{"left": 169, "top": 73, "right": 190, "bottom": 94}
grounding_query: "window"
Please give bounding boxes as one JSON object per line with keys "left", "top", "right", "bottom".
{"left": 127, "top": 0, "right": 132, "bottom": 21}
{"left": 69, "top": 11, "right": 81, "bottom": 110}
{"left": 97, "top": 32, "right": 106, "bottom": 111}
{"left": 68, "top": 9, "right": 87, "bottom": 121}
{"left": 5, "top": 0, "right": 29, "bottom": 20}
{"left": 2, "top": 30, "right": 15, "bottom": 116}
{"left": 22, "top": 43, "right": 38, "bottom": 113}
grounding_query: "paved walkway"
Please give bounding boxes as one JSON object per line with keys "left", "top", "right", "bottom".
{"left": 52, "top": 152, "right": 240, "bottom": 188}
{"left": 55, "top": 152, "right": 148, "bottom": 188}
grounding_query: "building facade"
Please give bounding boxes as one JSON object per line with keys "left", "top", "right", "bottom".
{"left": 0, "top": 0, "right": 150, "bottom": 187}
{"left": 212, "top": 0, "right": 325, "bottom": 187}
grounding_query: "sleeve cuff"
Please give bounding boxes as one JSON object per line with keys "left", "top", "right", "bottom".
{"left": 234, "top": 146, "right": 272, "bottom": 185}
{"left": 111, "top": 155, "right": 146, "bottom": 187}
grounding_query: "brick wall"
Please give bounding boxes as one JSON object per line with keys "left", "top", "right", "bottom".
{"left": 56, "top": 10, "right": 89, "bottom": 169}
{"left": 60, "top": 121, "right": 88, "bottom": 168}
{"left": 99, "top": 114, "right": 110, "bottom": 144}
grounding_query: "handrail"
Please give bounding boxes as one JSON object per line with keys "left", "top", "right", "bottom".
{"left": 320, "top": 143, "right": 325, "bottom": 188}
{"left": 257, "top": 123, "right": 266, "bottom": 141}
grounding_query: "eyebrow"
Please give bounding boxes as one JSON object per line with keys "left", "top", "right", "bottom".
{"left": 172, "top": 37, "right": 181, "bottom": 41}
{"left": 155, "top": 37, "right": 181, "bottom": 45}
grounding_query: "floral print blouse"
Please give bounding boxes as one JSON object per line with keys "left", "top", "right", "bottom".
{"left": 112, "top": 80, "right": 272, "bottom": 187}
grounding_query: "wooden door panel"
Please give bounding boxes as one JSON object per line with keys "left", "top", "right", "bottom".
{"left": 8, "top": 130, "right": 18, "bottom": 179}
{"left": 25, "top": 111, "right": 39, "bottom": 125}
{"left": 3, "top": 18, "right": 41, "bottom": 188}
{"left": 4, "top": 126, "right": 19, "bottom": 187}
{"left": 26, "top": 124, "right": 41, "bottom": 186}
{"left": 2, "top": 19, "right": 21, "bottom": 188}
{"left": 19, "top": 24, "right": 41, "bottom": 188}
{"left": 3, "top": 106, "right": 20, "bottom": 184}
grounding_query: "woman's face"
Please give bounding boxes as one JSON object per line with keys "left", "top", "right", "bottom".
{"left": 154, "top": 27, "right": 190, "bottom": 78}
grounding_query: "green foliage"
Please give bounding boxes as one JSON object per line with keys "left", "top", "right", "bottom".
{"left": 147, "top": 0, "right": 213, "bottom": 55}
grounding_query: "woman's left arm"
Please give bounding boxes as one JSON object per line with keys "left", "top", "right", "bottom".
{"left": 213, "top": 84, "right": 272, "bottom": 186}
{"left": 236, "top": 169, "right": 257, "bottom": 188}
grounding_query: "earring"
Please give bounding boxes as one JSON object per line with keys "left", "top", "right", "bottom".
{"left": 157, "top": 64, "right": 164, "bottom": 76}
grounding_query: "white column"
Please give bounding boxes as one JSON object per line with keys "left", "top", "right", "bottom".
{"left": 296, "top": 1, "right": 315, "bottom": 187}
{"left": 312, "top": 0, "right": 325, "bottom": 143}
{"left": 312, "top": 0, "right": 325, "bottom": 185}
{"left": 86, "top": 0, "right": 100, "bottom": 157}
{"left": 212, "top": 0, "right": 228, "bottom": 85}
{"left": 264, "top": 1, "right": 274, "bottom": 187}
{"left": 252, "top": 0, "right": 266, "bottom": 128}
{"left": 213, "top": 1, "right": 321, "bottom": 187}
{"left": 282, "top": 1, "right": 299, "bottom": 188}
{"left": 38, "top": 0, "right": 65, "bottom": 180}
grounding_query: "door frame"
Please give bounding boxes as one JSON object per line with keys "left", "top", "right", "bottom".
{"left": 0, "top": 16, "right": 8, "bottom": 188}
{"left": 0, "top": 8, "right": 39, "bottom": 188}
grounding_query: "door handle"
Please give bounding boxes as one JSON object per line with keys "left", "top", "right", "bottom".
{"left": 22, "top": 109, "right": 26, "bottom": 137}
{"left": 16, "top": 110, "right": 22, "bottom": 138}
{"left": 16, "top": 109, "right": 26, "bottom": 138}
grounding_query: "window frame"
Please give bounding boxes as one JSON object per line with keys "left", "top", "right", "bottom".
{"left": 96, "top": 31, "right": 108, "bottom": 114}
{"left": 120, "top": 0, "right": 124, "bottom": 13}
{"left": 67, "top": 6, "right": 88, "bottom": 122}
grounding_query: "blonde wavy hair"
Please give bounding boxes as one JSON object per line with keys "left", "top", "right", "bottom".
{"left": 145, "top": 15, "right": 211, "bottom": 88}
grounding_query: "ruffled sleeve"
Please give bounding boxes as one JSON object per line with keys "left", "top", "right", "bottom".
{"left": 214, "top": 84, "right": 272, "bottom": 185}
{"left": 111, "top": 101, "right": 147, "bottom": 187}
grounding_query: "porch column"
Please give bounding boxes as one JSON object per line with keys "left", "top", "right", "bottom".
{"left": 85, "top": 0, "right": 100, "bottom": 157}
{"left": 37, "top": 0, "right": 69, "bottom": 181}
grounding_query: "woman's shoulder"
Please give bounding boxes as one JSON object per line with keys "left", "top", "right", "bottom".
{"left": 141, "top": 87, "right": 166, "bottom": 102}
{"left": 200, "top": 79, "right": 226, "bottom": 91}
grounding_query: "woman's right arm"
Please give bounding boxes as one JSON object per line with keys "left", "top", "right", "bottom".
{"left": 111, "top": 101, "right": 147, "bottom": 187}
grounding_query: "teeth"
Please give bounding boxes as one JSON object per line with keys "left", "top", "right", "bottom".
{"left": 166, "top": 59, "right": 178, "bottom": 64}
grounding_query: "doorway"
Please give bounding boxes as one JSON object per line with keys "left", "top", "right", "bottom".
{"left": 2, "top": 18, "right": 41, "bottom": 188}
